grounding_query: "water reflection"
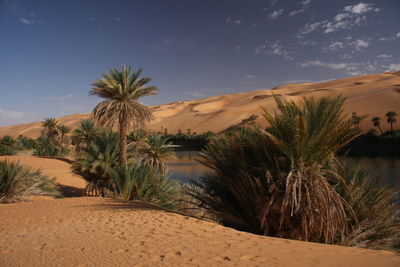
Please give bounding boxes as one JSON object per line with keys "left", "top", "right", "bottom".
{"left": 168, "top": 151, "right": 399, "bottom": 187}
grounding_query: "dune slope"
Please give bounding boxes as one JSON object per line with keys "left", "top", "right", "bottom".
{"left": 0, "top": 197, "right": 399, "bottom": 267}
{"left": 1, "top": 71, "right": 399, "bottom": 138}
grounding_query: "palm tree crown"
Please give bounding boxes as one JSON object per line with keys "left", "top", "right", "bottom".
{"left": 41, "top": 118, "right": 59, "bottom": 140}
{"left": 385, "top": 111, "right": 397, "bottom": 133}
{"left": 90, "top": 65, "right": 158, "bottom": 165}
{"left": 371, "top": 117, "right": 383, "bottom": 135}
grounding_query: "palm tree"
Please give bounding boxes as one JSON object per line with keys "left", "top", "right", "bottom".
{"left": 41, "top": 118, "right": 59, "bottom": 140}
{"left": 90, "top": 65, "right": 158, "bottom": 166}
{"left": 140, "top": 135, "right": 174, "bottom": 174}
{"left": 57, "top": 125, "right": 71, "bottom": 145}
{"left": 189, "top": 95, "right": 361, "bottom": 244}
{"left": 72, "top": 120, "right": 102, "bottom": 154}
{"left": 385, "top": 111, "right": 397, "bottom": 134}
{"left": 371, "top": 117, "right": 383, "bottom": 135}
{"left": 127, "top": 128, "right": 148, "bottom": 154}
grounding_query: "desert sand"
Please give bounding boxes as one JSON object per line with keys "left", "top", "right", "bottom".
{"left": 0, "top": 156, "right": 399, "bottom": 266}
{"left": 1, "top": 197, "right": 399, "bottom": 267}
{"left": 1, "top": 71, "right": 399, "bottom": 138}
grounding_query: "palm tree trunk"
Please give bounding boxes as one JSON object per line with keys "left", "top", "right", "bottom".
{"left": 390, "top": 122, "right": 393, "bottom": 134}
{"left": 377, "top": 125, "right": 383, "bottom": 135}
{"left": 119, "top": 111, "right": 128, "bottom": 166}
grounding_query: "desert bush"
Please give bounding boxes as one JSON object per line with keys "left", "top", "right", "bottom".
{"left": 112, "top": 161, "right": 180, "bottom": 209}
{"left": 33, "top": 136, "right": 70, "bottom": 157}
{"left": 0, "top": 160, "right": 59, "bottom": 203}
{"left": 0, "top": 135, "right": 17, "bottom": 156}
{"left": 16, "top": 135, "right": 36, "bottom": 150}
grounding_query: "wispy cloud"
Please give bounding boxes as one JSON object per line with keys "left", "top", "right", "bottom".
{"left": 379, "top": 32, "right": 400, "bottom": 41}
{"left": 245, "top": 75, "right": 256, "bottom": 79}
{"left": 255, "top": 40, "right": 293, "bottom": 60}
{"left": 289, "top": 0, "right": 312, "bottom": 16}
{"left": 383, "top": 64, "right": 400, "bottom": 72}
{"left": 344, "top": 3, "right": 379, "bottom": 14}
{"left": 353, "top": 39, "right": 369, "bottom": 50}
{"left": 323, "top": 41, "right": 345, "bottom": 52}
{"left": 297, "top": 2, "right": 379, "bottom": 36}
{"left": 20, "top": 17, "right": 43, "bottom": 24}
{"left": 377, "top": 54, "right": 392, "bottom": 59}
{"left": 225, "top": 16, "right": 242, "bottom": 25}
{"left": 269, "top": 9, "right": 284, "bottom": 20}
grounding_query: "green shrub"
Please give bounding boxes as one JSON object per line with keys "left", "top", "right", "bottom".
{"left": 71, "top": 131, "right": 119, "bottom": 196}
{"left": 113, "top": 161, "right": 180, "bottom": 210}
{"left": 33, "top": 136, "right": 69, "bottom": 157}
{"left": 0, "top": 160, "right": 60, "bottom": 203}
{"left": 336, "top": 159, "right": 400, "bottom": 250}
{"left": 0, "top": 135, "right": 17, "bottom": 156}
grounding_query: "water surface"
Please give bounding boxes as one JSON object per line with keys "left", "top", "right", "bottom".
{"left": 168, "top": 151, "right": 399, "bottom": 187}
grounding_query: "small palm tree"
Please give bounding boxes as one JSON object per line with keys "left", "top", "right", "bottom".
{"left": 90, "top": 65, "right": 158, "bottom": 166}
{"left": 57, "top": 125, "right": 71, "bottom": 145}
{"left": 41, "top": 118, "right": 59, "bottom": 140}
{"left": 127, "top": 128, "right": 148, "bottom": 154}
{"left": 385, "top": 111, "right": 397, "bottom": 134}
{"left": 140, "top": 135, "right": 174, "bottom": 174}
{"left": 72, "top": 120, "right": 102, "bottom": 154}
{"left": 371, "top": 117, "right": 383, "bottom": 135}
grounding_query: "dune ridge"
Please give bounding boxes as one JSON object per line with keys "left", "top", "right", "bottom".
{"left": 1, "top": 71, "right": 399, "bottom": 138}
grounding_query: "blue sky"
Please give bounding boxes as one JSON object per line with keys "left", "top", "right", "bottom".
{"left": 0, "top": 0, "right": 399, "bottom": 126}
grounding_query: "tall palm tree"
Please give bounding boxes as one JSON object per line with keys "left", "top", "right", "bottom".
{"left": 41, "top": 118, "right": 59, "bottom": 140}
{"left": 385, "top": 111, "right": 397, "bottom": 134}
{"left": 57, "top": 125, "right": 71, "bottom": 145}
{"left": 371, "top": 117, "right": 383, "bottom": 135}
{"left": 90, "top": 65, "right": 158, "bottom": 166}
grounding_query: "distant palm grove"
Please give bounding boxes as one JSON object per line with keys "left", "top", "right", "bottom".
{"left": 1, "top": 66, "right": 399, "bottom": 251}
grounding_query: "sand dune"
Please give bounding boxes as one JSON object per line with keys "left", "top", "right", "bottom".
{"left": 1, "top": 71, "right": 399, "bottom": 138}
{"left": 0, "top": 197, "right": 398, "bottom": 267}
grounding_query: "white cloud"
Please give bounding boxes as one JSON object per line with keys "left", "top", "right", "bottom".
{"left": 300, "top": 60, "right": 349, "bottom": 70}
{"left": 226, "top": 16, "right": 242, "bottom": 25}
{"left": 289, "top": 0, "right": 312, "bottom": 16}
{"left": 115, "top": 17, "right": 121, "bottom": 22}
{"left": 377, "top": 54, "right": 392, "bottom": 58}
{"left": 269, "top": 9, "right": 284, "bottom": 20}
{"left": 334, "top": 13, "right": 350, "bottom": 21}
{"left": 245, "top": 75, "right": 256, "bottom": 79}
{"left": 384, "top": 64, "right": 400, "bottom": 72}
{"left": 298, "top": 21, "right": 325, "bottom": 36}
{"left": 344, "top": 3, "right": 378, "bottom": 14}
{"left": 298, "top": 2, "right": 379, "bottom": 35}
{"left": 20, "top": 17, "right": 40, "bottom": 24}
{"left": 380, "top": 32, "right": 400, "bottom": 41}
{"left": 353, "top": 39, "right": 369, "bottom": 50}
{"left": 323, "top": 41, "right": 345, "bottom": 51}
{"left": 255, "top": 40, "right": 293, "bottom": 60}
